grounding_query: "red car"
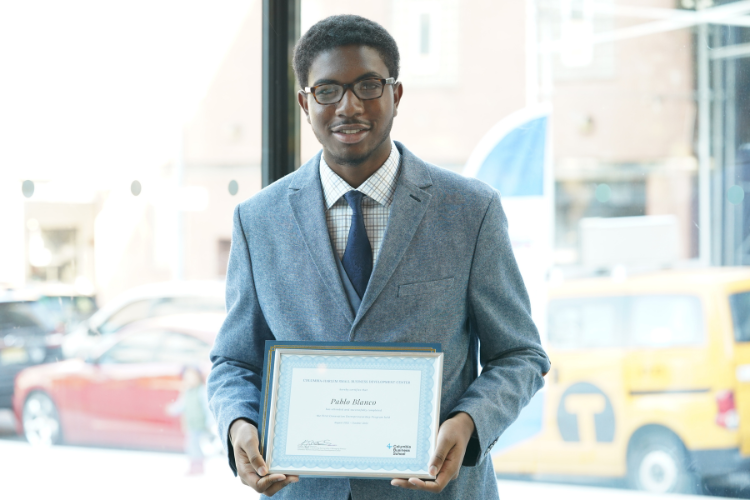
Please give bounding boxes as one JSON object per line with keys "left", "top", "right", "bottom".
{"left": 13, "top": 313, "right": 223, "bottom": 450}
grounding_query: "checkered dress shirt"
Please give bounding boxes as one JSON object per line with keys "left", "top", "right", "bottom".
{"left": 319, "top": 142, "right": 401, "bottom": 265}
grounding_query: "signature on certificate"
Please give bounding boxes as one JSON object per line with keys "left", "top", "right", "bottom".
{"left": 299, "top": 439, "right": 337, "bottom": 447}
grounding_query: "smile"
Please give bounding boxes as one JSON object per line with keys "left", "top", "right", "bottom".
{"left": 332, "top": 128, "right": 370, "bottom": 144}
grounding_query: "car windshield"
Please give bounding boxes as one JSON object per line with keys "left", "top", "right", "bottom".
{"left": 0, "top": 301, "right": 50, "bottom": 334}
{"left": 98, "top": 296, "right": 225, "bottom": 334}
{"left": 33, "top": 296, "right": 97, "bottom": 331}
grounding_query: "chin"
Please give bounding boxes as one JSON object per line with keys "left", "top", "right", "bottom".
{"left": 333, "top": 135, "right": 391, "bottom": 166}
{"left": 327, "top": 143, "right": 374, "bottom": 167}
{"left": 332, "top": 151, "right": 371, "bottom": 167}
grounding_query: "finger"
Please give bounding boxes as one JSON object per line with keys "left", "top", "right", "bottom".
{"left": 233, "top": 424, "right": 268, "bottom": 477}
{"left": 391, "top": 473, "right": 448, "bottom": 492}
{"left": 390, "top": 478, "right": 420, "bottom": 490}
{"left": 247, "top": 451, "right": 269, "bottom": 477}
{"left": 428, "top": 433, "right": 455, "bottom": 477}
{"left": 263, "top": 475, "right": 299, "bottom": 496}
{"left": 239, "top": 472, "right": 284, "bottom": 489}
{"left": 392, "top": 457, "right": 459, "bottom": 494}
{"left": 235, "top": 450, "right": 272, "bottom": 489}
{"left": 408, "top": 474, "right": 450, "bottom": 493}
{"left": 255, "top": 473, "right": 289, "bottom": 492}
{"left": 391, "top": 477, "right": 445, "bottom": 493}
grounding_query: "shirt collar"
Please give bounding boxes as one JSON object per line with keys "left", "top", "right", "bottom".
{"left": 319, "top": 141, "right": 401, "bottom": 210}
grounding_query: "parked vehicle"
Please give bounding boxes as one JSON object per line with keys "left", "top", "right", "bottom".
{"left": 492, "top": 268, "right": 750, "bottom": 494}
{"left": 0, "top": 292, "right": 62, "bottom": 408}
{"left": 62, "top": 280, "right": 225, "bottom": 359}
{"left": 14, "top": 313, "right": 223, "bottom": 450}
{"left": 32, "top": 284, "right": 98, "bottom": 333}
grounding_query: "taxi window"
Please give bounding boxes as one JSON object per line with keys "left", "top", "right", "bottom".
{"left": 548, "top": 297, "right": 625, "bottom": 349}
{"left": 629, "top": 295, "right": 704, "bottom": 347}
{"left": 730, "top": 291, "right": 750, "bottom": 342}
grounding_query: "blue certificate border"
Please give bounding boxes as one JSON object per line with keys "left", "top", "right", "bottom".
{"left": 259, "top": 342, "right": 441, "bottom": 462}
{"left": 270, "top": 355, "right": 436, "bottom": 472}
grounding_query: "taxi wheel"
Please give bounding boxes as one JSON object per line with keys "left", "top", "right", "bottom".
{"left": 627, "top": 431, "right": 700, "bottom": 494}
{"left": 22, "top": 392, "right": 63, "bottom": 446}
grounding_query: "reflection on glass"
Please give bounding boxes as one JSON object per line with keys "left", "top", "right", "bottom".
{"left": 630, "top": 295, "right": 704, "bottom": 347}
{"left": 730, "top": 292, "right": 750, "bottom": 342}
{"left": 549, "top": 297, "right": 623, "bottom": 349}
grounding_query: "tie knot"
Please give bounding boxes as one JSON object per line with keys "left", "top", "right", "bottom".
{"left": 343, "top": 190, "right": 365, "bottom": 212}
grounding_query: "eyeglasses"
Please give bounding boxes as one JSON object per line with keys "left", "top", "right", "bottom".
{"left": 303, "top": 78, "right": 396, "bottom": 105}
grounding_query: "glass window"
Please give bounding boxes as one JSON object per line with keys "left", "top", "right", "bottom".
{"left": 146, "top": 296, "right": 226, "bottom": 317}
{"left": 98, "top": 331, "right": 165, "bottom": 364}
{"left": 97, "top": 296, "right": 225, "bottom": 334}
{"left": 730, "top": 291, "right": 750, "bottom": 342}
{"left": 0, "top": 302, "right": 48, "bottom": 332}
{"left": 156, "top": 332, "right": 210, "bottom": 365}
{"left": 34, "top": 295, "right": 97, "bottom": 330}
{"left": 628, "top": 295, "right": 704, "bottom": 347}
{"left": 548, "top": 297, "right": 624, "bottom": 349}
{"left": 98, "top": 300, "right": 152, "bottom": 334}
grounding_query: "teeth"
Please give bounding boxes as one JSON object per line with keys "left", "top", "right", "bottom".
{"left": 340, "top": 129, "right": 364, "bottom": 134}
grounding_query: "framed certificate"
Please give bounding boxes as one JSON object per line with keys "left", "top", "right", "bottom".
{"left": 258, "top": 341, "right": 443, "bottom": 479}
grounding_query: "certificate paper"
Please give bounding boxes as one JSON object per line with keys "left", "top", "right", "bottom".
{"left": 260, "top": 342, "right": 443, "bottom": 479}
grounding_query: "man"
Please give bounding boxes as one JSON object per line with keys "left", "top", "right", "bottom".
{"left": 208, "top": 14, "right": 549, "bottom": 499}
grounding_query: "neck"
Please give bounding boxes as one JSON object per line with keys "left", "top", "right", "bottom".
{"left": 323, "top": 139, "right": 392, "bottom": 188}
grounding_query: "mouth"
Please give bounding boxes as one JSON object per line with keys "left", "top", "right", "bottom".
{"left": 331, "top": 124, "right": 371, "bottom": 144}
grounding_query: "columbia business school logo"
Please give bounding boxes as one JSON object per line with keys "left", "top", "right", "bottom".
{"left": 387, "top": 443, "right": 412, "bottom": 456}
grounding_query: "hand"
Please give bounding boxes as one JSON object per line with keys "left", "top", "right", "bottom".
{"left": 229, "top": 418, "right": 299, "bottom": 496}
{"left": 391, "top": 412, "right": 475, "bottom": 494}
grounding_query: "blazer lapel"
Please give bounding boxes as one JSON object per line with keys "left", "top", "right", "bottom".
{"left": 287, "top": 153, "right": 355, "bottom": 324}
{"left": 354, "top": 143, "right": 433, "bottom": 327}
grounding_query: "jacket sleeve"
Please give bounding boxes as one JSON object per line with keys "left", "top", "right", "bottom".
{"left": 207, "top": 204, "right": 275, "bottom": 475}
{"left": 448, "top": 190, "right": 550, "bottom": 466}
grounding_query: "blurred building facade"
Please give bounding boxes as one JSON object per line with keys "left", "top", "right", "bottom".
{"left": 5, "top": 0, "right": 748, "bottom": 304}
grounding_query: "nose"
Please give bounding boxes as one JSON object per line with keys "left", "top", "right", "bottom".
{"left": 336, "top": 87, "right": 365, "bottom": 116}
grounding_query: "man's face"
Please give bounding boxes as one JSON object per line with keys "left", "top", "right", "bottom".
{"left": 298, "top": 45, "right": 403, "bottom": 167}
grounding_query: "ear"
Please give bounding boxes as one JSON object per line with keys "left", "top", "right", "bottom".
{"left": 297, "top": 90, "right": 311, "bottom": 124}
{"left": 392, "top": 82, "right": 403, "bottom": 117}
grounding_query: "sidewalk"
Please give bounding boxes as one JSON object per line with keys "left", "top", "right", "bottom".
{"left": 0, "top": 412, "right": 729, "bottom": 500}
{"left": 497, "top": 479, "right": 711, "bottom": 500}
{"left": 1, "top": 436, "right": 725, "bottom": 500}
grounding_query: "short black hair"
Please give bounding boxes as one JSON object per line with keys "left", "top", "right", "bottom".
{"left": 293, "top": 15, "right": 400, "bottom": 88}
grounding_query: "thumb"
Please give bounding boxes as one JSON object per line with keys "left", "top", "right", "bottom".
{"left": 247, "top": 448, "right": 269, "bottom": 476}
{"left": 428, "top": 431, "right": 454, "bottom": 477}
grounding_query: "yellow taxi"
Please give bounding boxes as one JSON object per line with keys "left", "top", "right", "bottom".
{"left": 492, "top": 268, "right": 750, "bottom": 494}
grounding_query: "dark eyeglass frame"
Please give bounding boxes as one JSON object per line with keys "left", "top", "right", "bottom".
{"left": 303, "top": 77, "right": 397, "bottom": 105}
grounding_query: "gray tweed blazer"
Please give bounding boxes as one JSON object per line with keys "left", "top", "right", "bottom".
{"left": 207, "top": 142, "right": 550, "bottom": 500}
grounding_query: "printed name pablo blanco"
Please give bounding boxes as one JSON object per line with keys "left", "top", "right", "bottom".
{"left": 330, "top": 398, "right": 377, "bottom": 405}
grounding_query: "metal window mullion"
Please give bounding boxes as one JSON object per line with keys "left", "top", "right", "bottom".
{"left": 262, "top": 0, "right": 300, "bottom": 188}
